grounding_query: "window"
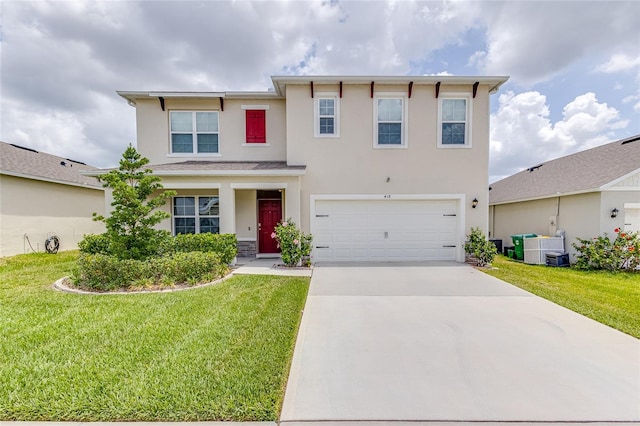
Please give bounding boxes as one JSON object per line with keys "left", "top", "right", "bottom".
{"left": 374, "top": 95, "right": 407, "bottom": 148}
{"left": 438, "top": 95, "right": 472, "bottom": 147}
{"left": 173, "top": 196, "right": 219, "bottom": 234}
{"left": 314, "top": 94, "right": 340, "bottom": 137}
{"left": 170, "top": 111, "right": 219, "bottom": 154}
{"left": 245, "top": 109, "right": 266, "bottom": 143}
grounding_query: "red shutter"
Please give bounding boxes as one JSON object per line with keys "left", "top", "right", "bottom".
{"left": 246, "top": 110, "right": 266, "bottom": 143}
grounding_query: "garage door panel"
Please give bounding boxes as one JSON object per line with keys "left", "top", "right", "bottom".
{"left": 313, "top": 199, "right": 459, "bottom": 262}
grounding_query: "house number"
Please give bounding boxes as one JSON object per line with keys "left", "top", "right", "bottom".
{"left": 384, "top": 194, "right": 392, "bottom": 199}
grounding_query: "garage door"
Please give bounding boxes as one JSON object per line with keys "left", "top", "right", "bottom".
{"left": 313, "top": 199, "right": 459, "bottom": 262}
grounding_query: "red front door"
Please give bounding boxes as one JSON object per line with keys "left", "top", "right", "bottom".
{"left": 258, "top": 199, "right": 282, "bottom": 253}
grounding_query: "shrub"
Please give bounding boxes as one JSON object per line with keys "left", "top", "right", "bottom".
{"left": 573, "top": 228, "right": 640, "bottom": 271}
{"left": 73, "top": 252, "right": 228, "bottom": 291}
{"left": 272, "top": 218, "right": 313, "bottom": 267}
{"left": 73, "top": 253, "right": 150, "bottom": 291}
{"left": 78, "top": 233, "right": 111, "bottom": 255}
{"left": 161, "top": 233, "right": 238, "bottom": 264}
{"left": 464, "top": 227, "right": 497, "bottom": 267}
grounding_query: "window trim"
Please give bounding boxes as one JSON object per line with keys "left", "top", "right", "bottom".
{"left": 314, "top": 93, "right": 340, "bottom": 138}
{"left": 172, "top": 195, "right": 220, "bottom": 235}
{"left": 169, "top": 110, "right": 220, "bottom": 155}
{"left": 373, "top": 93, "right": 408, "bottom": 149}
{"left": 437, "top": 93, "right": 473, "bottom": 148}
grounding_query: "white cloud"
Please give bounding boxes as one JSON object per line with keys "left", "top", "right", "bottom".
{"left": 596, "top": 53, "right": 640, "bottom": 74}
{"left": 478, "top": 1, "right": 640, "bottom": 85}
{"left": 490, "top": 91, "right": 628, "bottom": 182}
{"left": 596, "top": 52, "right": 640, "bottom": 113}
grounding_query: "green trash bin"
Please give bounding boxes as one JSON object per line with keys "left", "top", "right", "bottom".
{"left": 511, "top": 234, "right": 537, "bottom": 260}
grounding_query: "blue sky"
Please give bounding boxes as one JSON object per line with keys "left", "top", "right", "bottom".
{"left": 1, "top": 0, "right": 638, "bottom": 182}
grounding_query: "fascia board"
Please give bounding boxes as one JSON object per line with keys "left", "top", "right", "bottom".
{"left": 1, "top": 170, "right": 104, "bottom": 191}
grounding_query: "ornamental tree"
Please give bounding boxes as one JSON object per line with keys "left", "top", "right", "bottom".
{"left": 93, "top": 145, "right": 176, "bottom": 260}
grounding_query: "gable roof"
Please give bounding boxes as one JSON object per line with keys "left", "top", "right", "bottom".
{"left": 0, "top": 141, "right": 103, "bottom": 189}
{"left": 490, "top": 134, "right": 640, "bottom": 205}
{"left": 88, "top": 161, "right": 307, "bottom": 177}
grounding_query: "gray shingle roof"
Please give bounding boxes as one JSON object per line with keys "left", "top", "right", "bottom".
{"left": 148, "top": 161, "right": 306, "bottom": 172}
{"left": 490, "top": 135, "right": 640, "bottom": 204}
{"left": 0, "top": 141, "right": 102, "bottom": 189}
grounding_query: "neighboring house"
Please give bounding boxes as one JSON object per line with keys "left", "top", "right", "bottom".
{"left": 489, "top": 134, "right": 640, "bottom": 260}
{"left": 0, "top": 141, "right": 105, "bottom": 257}
{"left": 112, "top": 75, "right": 508, "bottom": 262}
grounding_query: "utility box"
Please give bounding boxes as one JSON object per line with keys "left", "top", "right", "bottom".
{"left": 489, "top": 239, "right": 503, "bottom": 254}
{"left": 524, "top": 237, "right": 565, "bottom": 265}
{"left": 546, "top": 252, "right": 570, "bottom": 267}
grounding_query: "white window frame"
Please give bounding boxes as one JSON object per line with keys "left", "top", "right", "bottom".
{"left": 169, "top": 111, "right": 221, "bottom": 156}
{"left": 172, "top": 196, "right": 220, "bottom": 235}
{"left": 314, "top": 93, "right": 340, "bottom": 138}
{"left": 373, "top": 93, "right": 408, "bottom": 149}
{"left": 437, "top": 93, "right": 473, "bottom": 148}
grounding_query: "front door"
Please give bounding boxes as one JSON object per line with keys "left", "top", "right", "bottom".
{"left": 258, "top": 199, "right": 282, "bottom": 253}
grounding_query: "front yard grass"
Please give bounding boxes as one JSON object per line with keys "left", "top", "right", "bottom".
{"left": 0, "top": 252, "right": 309, "bottom": 421}
{"left": 484, "top": 255, "right": 640, "bottom": 339}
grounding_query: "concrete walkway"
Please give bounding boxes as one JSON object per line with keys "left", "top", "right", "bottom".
{"left": 233, "top": 256, "right": 312, "bottom": 277}
{"left": 280, "top": 262, "right": 640, "bottom": 424}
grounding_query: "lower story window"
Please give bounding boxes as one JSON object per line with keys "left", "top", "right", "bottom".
{"left": 173, "top": 196, "right": 219, "bottom": 234}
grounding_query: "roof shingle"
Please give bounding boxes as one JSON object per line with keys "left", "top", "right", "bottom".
{"left": 0, "top": 141, "right": 102, "bottom": 188}
{"left": 490, "top": 135, "right": 640, "bottom": 204}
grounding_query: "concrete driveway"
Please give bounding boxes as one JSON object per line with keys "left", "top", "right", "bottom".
{"left": 280, "top": 262, "right": 640, "bottom": 424}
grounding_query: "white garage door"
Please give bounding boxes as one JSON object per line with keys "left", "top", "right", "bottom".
{"left": 313, "top": 199, "right": 459, "bottom": 262}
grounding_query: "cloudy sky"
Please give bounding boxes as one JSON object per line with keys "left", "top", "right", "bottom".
{"left": 1, "top": 0, "right": 639, "bottom": 182}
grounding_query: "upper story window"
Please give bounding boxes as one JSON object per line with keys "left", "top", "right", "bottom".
{"left": 314, "top": 93, "right": 340, "bottom": 138}
{"left": 374, "top": 94, "right": 407, "bottom": 148}
{"left": 438, "top": 94, "right": 472, "bottom": 147}
{"left": 170, "top": 111, "right": 219, "bottom": 154}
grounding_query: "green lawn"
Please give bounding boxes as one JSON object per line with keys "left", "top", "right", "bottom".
{"left": 484, "top": 255, "right": 640, "bottom": 339}
{"left": 0, "top": 252, "right": 309, "bottom": 421}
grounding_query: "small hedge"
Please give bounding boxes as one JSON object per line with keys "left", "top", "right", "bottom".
{"left": 80, "top": 233, "right": 238, "bottom": 265}
{"left": 73, "top": 252, "right": 228, "bottom": 291}
{"left": 161, "top": 233, "right": 238, "bottom": 264}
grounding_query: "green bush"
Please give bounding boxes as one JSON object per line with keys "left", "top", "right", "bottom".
{"left": 78, "top": 234, "right": 111, "bottom": 255}
{"left": 160, "top": 233, "right": 238, "bottom": 264}
{"left": 272, "top": 219, "right": 313, "bottom": 267}
{"left": 73, "top": 252, "right": 228, "bottom": 291}
{"left": 464, "top": 227, "right": 497, "bottom": 267}
{"left": 573, "top": 228, "right": 640, "bottom": 271}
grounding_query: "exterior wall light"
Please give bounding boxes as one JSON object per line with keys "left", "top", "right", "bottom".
{"left": 472, "top": 198, "right": 479, "bottom": 209}
{"left": 611, "top": 208, "right": 619, "bottom": 218}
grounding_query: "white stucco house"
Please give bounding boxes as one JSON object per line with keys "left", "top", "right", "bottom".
{"left": 0, "top": 141, "right": 105, "bottom": 257}
{"left": 110, "top": 75, "right": 509, "bottom": 262}
{"left": 489, "top": 134, "right": 640, "bottom": 260}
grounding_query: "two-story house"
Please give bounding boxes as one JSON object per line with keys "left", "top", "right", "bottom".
{"left": 115, "top": 75, "right": 508, "bottom": 262}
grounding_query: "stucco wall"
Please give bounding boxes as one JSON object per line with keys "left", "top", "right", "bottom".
{"left": 490, "top": 192, "right": 603, "bottom": 259}
{"left": 284, "top": 82, "right": 492, "bottom": 234}
{"left": 600, "top": 190, "right": 640, "bottom": 234}
{"left": 0, "top": 175, "right": 105, "bottom": 257}
{"left": 134, "top": 97, "right": 286, "bottom": 165}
